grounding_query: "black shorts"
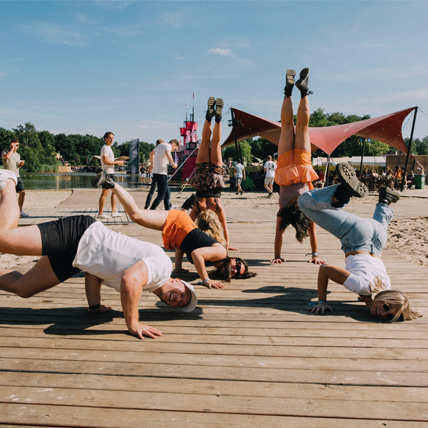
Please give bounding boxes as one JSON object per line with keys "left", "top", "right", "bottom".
{"left": 16, "top": 177, "right": 25, "bottom": 193}
{"left": 180, "top": 228, "right": 219, "bottom": 265}
{"left": 196, "top": 188, "right": 222, "bottom": 199}
{"left": 102, "top": 174, "right": 115, "bottom": 189}
{"left": 37, "top": 215, "right": 96, "bottom": 282}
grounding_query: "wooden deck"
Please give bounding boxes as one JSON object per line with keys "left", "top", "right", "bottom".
{"left": 1, "top": 189, "right": 427, "bottom": 427}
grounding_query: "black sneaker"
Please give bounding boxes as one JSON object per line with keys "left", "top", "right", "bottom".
{"left": 102, "top": 177, "right": 116, "bottom": 189}
{"left": 379, "top": 187, "right": 400, "bottom": 205}
{"left": 296, "top": 68, "right": 312, "bottom": 98}
{"left": 206, "top": 97, "right": 216, "bottom": 122}
{"left": 336, "top": 163, "right": 368, "bottom": 198}
{"left": 91, "top": 170, "right": 106, "bottom": 188}
{"left": 181, "top": 193, "right": 197, "bottom": 210}
{"left": 215, "top": 98, "right": 224, "bottom": 123}
{"left": 284, "top": 69, "right": 296, "bottom": 97}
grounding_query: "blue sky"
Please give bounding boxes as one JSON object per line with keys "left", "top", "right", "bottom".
{"left": 1, "top": 0, "right": 428, "bottom": 146}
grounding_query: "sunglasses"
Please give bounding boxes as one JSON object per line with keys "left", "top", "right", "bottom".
{"left": 233, "top": 259, "right": 242, "bottom": 277}
{"left": 383, "top": 303, "right": 395, "bottom": 321}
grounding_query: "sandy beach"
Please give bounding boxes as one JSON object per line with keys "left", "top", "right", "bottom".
{"left": 1, "top": 186, "right": 427, "bottom": 270}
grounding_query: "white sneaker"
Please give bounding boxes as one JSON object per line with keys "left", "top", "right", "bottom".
{"left": 20, "top": 211, "right": 29, "bottom": 218}
{"left": 98, "top": 213, "right": 110, "bottom": 219}
{"left": 111, "top": 212, "right": 122, "bottom": 218}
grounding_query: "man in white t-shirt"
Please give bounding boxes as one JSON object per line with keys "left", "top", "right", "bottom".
{"left": 97, "top": 132, "right": 124, "bottom": 219}
{"left": 263, "top": 155, "right": 277, "bottom": 198}
{"left": 234, "top": 159, "right": 246, "bottom": 195}
{"left": 149, "top": 139, "right": 179, "bottom": 210}
{"left": 0, "top": 170, "right": 197, "bottom": 340}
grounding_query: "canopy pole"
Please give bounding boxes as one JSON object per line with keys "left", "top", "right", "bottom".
{"left": 401, "top": 107, "right": 418, "bottom": 192}
{"left": 323, "top": 155, "right": 330, "bottom": 187}
{"left": 229, "top": 109, "right": 243, "bottom": 162}
{"left": 359, "top": 138, "right": 366, "bottom": 176}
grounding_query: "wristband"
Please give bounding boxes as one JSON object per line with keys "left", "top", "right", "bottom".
{"left": 89, "top": 303, "right": 101, "bottom": 310}
{"left": 318, "top": 300, "right": 327, "bottom": 304}
{"left": 306, "top": 252, "right": 319, "bottom": 257}
{"left": 202, "top": 278, "right": 210, "bottom": 284}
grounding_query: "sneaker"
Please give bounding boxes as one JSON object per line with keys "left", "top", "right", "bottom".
{"left": 215, "top": 98, "right": 224, "bottom": 123}
{"left": 181, "top": 193, "right": 197, "bottom": 210}
{"left": 98, "top": 213, "right": 110, "bottom": 219}
{"left": 296, "top": 68, "right": 312, "bottom": 98}
{"left": 206, "top": 96, "right": 216, "bottom": 122}
{"left": 20, "top": 211, "right": 29, "bottom": 218}
{"left": 91, "top": 170, "right": 106, "bottom": 188}
{"left": 284, "top": 69, "right": 296, "bottom": 97}
{"left": 379, "top": 187, "right": 400, "bottom": 205}
{"left": 336, "top": 163, "right": 368, "bottom": 198}
{"left": 111, "top": 212, "right": 122, "bottom": 218}
{"left": 268, "top": 192, "right": 273, "bottom": 199}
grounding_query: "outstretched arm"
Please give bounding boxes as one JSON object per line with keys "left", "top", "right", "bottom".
{"left": 271, "top": 217, "right": 285, "bottom": 263}
{"left": 307, "top": 222, "right": 325, "bottom": 265}
{"left": 120, "top": 260, "right": 162, "bottom": 340}
{"left": 191, "top": 245, "right": 227, "bottom": 289}
{"left": 85, "top": 273, "right": 112, "bottom": 313}
{"left": 173, "top": 248, "right": 188, "bottom": 273}
{"left": 309, "top": 264, "right": 351, "bottom": 314}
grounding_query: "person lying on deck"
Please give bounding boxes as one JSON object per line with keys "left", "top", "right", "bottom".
{"left": 0, "top": 170, "right": 197, "bottom": 340}
{"left": 297, "top": 163, "right": 422, "bottom": 322}
{"left": 90, "top": 179, "right": 256, "bottom": 288}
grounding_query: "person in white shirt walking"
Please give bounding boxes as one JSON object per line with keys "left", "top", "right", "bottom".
{"left": 263, "top": 155, "right": 277, "bottom": 198}
{"left": 2, "top": 139, "right": 28, "bottom": 218}
{"left": 149, "top": 139, "right": 179, "bottom": 210}
{"left": 97, "top": 132, "right": 124, "bottom": 219}
{"left": 234, "top": 159, "right": 246, "bottom": 195}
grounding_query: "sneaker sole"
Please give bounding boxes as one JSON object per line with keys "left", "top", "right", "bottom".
{"left": 380, "top": 187, "right": 400, "bottom": 203}
{"left": 336, "top": 163, "right": 368, "bottom": 198}
{"left": 296, "top": 67, "right": 309, "bottom": 91}
{"left": 207, "top": 96, "right": 216, "bottom": 119}
{"left": 286, "top": 69, "right": 296, "bottom": 86}
{"left": 215, "top": 98, "right": 224, "bottom": 117}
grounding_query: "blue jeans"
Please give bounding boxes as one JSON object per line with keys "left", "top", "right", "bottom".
{"left": 144, "top": 180, "right": 157, "bottom": 209}
{"left": 150, "top": 174, "right": 171, "bottom": 210}
{"left": 298, "top": 184, "right": 394, "bottom": 257}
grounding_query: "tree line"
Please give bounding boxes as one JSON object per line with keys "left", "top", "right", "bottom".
{"left": 0, "top": 123, "right": 154, "bottom": 172}
{"left": 1, "top": 108, "right": 427, "bottom": 172}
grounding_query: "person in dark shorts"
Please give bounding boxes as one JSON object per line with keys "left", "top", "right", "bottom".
{"left": 97, "top": 180, "right": 256, "bottom": 288}
{"left": 0, "top": 170, "right": 197, "bottom": 341}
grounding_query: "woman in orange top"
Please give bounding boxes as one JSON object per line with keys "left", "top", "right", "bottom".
{"left": 271, "top": 68, "right": 325, "bottom": 266}
{"left": 104, "top": 182, "right": 255, "bottom": 289}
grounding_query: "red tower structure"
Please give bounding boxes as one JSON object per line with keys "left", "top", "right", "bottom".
{"left": 175, "top": 103, "right": 199, "bottom": 182}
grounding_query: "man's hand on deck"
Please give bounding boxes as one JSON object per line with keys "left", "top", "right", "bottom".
{"left": 128, "top": 322, "right": 162, "bottom": 340}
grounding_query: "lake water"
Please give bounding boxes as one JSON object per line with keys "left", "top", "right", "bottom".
{"left": 20, "top": 172, "right": 144, "bottom": 190}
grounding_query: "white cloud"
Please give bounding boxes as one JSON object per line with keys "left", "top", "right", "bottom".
{"left": 21, "top": 23, "right": 90, "bottom": 47}
{"left": 209, "top": 47, "right": 232, "bottom": 56}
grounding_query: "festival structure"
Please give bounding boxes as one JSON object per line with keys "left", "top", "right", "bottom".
{"left": 171, "top": 102, "right": 199, "bottom": 183}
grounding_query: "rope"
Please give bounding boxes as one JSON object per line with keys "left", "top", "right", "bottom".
{"left": 168, "top": 146, "right": 198, "bottom": 183}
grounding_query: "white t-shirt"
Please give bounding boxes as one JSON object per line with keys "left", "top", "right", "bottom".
{"left": 343, "top": 254, "right": 391, "bottom": 295}
{"left": 264, "top": 160, "right": 277, "bottom": 178}
{"left": 101, "top": 144, "right": 115, "bottom": 175}
{"left": 72, "top": 222, "right": 172, "bottom": 292}
{"left": 152, "top": 143, "right": 172, "bottom": 175}
{"left": 235, "top": 163, "right": 245, "bottom": 178}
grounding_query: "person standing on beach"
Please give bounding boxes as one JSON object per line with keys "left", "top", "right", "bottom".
{"left": 149, "top": 139, "right": 179, "bottom": 210}
{"left": 2, "top": 138, "right": 28, "bottom": 218}
{"left": 144, "top": 139, "right": 162, "bottom": 209}
{"left": 234, "top": 159, "right": 246, "bottom": 195}
{"left": 264, "top": 155, "right": 277, "bottom": 198}
{"left": 97, "top": 132, "right": 124, "bottom": 219}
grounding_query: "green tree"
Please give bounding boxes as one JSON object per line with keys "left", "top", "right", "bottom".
{"left": 222, "top": 140, "right": 252, "bottom": 163}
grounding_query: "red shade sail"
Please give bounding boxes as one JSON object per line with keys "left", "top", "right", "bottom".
{"left": 223, "top": 107, "right": 416, "bottom": 155}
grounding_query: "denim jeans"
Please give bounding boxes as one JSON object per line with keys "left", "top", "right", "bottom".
{"left": 144, "top": 180, "right": 157, "bottom": 209}
{"left": 298, "top": 184, "right": 394, "bottom": 257}
{"left": 150, "top": 174, "right": 171, "bottom": 210}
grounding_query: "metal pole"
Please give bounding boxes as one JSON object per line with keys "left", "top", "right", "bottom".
{"left": 324, "top": 155, "right": 330, "bottom": 187}
{"left": 401, "top": 107, "right": 418, "bottom": 191}
{"left": 359, "top": 138, "right": 366, "bottom": 176}
{"left": 230, "top": 109, "right": 241, "bottom": 162}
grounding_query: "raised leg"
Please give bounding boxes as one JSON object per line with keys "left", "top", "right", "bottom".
{"left": 112, "top": 183, "right": 168, "bottom": 230}
{"left": 195, "top": 119, "right": 212, "bottom": 164}
{"left": 278, "top": 96, "right": 295, "bottom": 156}
{"left": 294, "top": 95, "right": 311, "bottom": 152}
{"left": 209, "top": 121, "right": 223, "bottom": 167}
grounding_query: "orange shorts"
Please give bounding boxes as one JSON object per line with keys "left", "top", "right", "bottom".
{"left": 162, "top": 210, "right": 197, "bottom": 250}
{"left": 275, "top": 149, "right": 318, "bottom": 187}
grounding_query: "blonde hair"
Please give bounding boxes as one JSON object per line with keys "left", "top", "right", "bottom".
{"left": 195, "top": 209, "right": 226, "bottom": 247}
{"left": 370, "top": 279, "right": 423, "bottom": 322}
